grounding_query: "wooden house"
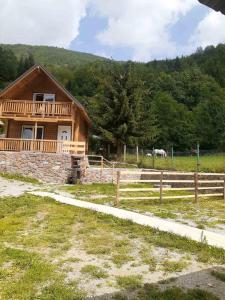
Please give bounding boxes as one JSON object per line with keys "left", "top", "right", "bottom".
{"left": 0, "top": 65, "right": 91, "bottom": 155}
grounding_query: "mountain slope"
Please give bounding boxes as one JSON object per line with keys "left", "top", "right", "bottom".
{"left": 0, "top": 44, "right": 107, "bottom": 67}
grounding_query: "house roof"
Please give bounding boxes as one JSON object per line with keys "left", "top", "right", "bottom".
{"left": 0, "top": 65, "right": 91, "bottom": 126}
{"left": 198, "top": 0, "right": 225, "bottom": 14}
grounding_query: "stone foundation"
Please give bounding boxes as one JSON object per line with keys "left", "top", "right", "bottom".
{"left": 80, "top": 167, "right": 142, "bottom": 184}
{"left": 0, "top": 151, "right": 72, "bottom": 184}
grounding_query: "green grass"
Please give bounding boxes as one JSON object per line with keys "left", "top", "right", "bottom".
{"left": 126, "top": 154, "right": 225, "bottom": 173}
{"left": 1, "top": 193, "right": 225, "bottom": 299}
{"left": 80, "top": 265, "right": 108, "bottom": 279}
{"left": 0, "top": 172, "right": 40, "bottom": 184}
{"left": 60, "top": 183, "right": 225, "bottom": 231}
{"left": 116, "top": 275, "right": 143, "bottom": 290}
{"left": 136, "top": 284, "right": 219, "bottom": 300}
{"left": 211, "top": 269, "right": 225, "bottom": 282}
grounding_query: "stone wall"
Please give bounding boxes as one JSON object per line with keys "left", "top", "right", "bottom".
{"left": 80, "top": 167, "right": 142, "bottom": 184}
{"left": 0, "top": 151, "right": 72, "bottom": 183}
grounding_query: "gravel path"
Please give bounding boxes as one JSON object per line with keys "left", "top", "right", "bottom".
{"left": 0, "top": 177, "right": 37, "bottom": 197}
{"left": 32, "top": 191, "right": 225, "bottom": 250}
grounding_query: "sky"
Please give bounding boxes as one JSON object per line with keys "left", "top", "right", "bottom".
{"left": 0, "top": 0, "right": 225, "bottom": 62}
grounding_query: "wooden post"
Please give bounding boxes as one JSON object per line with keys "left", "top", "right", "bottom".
{"left": 115, "top": 171, "right": 121, "bottom": 206}
{"left": 160, "top": 171, "right": 163, "bottom": 204}
{"left": 100, "top": 156, "right": 103, "bottom": 182}
{"left": 124, "top": 144, "right": 126, "bottom": 162}
{"left": 152, "top": 147, "right": 155, "bottom": 169}
{"left": 194, "top": 172, "right": 199, "bottom": 203}
{"left": 112, "top": 163, "right": 115, "bottom": 184}
{"left": 223, "top": 178, "right": 225, "bottom": 202}
{"left": 136, "top": 145, "right": 139, "bottom": 163}
{"left": 197, "top": 143, "right": 200, "bottom": 172}
{"left": 34, "top": 122, "right": 38, "bottom": 139}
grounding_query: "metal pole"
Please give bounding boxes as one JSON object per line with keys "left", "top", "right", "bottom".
{"left": 136, "top": 145, "right": 139, "bottom": 163}
{"left": 124, "top": 144, "right": 126, "bottom": 162}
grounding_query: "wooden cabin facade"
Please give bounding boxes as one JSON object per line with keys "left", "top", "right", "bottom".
{"left": 0, "top": 65, "right": 91, "bottom": 155}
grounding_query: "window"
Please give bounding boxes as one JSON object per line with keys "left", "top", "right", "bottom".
{"left": 22, "top": 125, "right": 44, "bottom": 140}
{"left": 33, "top": 93, "right": 55, "bottom": 102}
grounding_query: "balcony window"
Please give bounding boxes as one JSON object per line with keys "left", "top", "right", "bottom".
{"left": 33, "top": 93, "right": 55, "bottom": 102}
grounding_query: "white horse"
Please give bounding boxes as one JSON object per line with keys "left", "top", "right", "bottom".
{"left": 153, "top": 149, "right": 167, "bottom": 157}
{"left": 146, "top": 153, "right": 152, "bottom": 157}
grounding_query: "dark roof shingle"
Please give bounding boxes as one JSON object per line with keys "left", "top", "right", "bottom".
{"left": 199, "top": 0, "right": 225, "bottom": 14}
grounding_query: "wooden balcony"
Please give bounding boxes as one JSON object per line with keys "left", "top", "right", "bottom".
{"left": 0, "top": 138, "right": 85, "bottom": 155}
{"left": 0, "top": 100, "right": 73, "bottom": 120}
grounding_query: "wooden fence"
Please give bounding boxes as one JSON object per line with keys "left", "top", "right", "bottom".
{"left": 0, "top": 138, "right": 86, "bottom": 155}
{"left": 115, "top": 170, "right": 225, "bottom": 206}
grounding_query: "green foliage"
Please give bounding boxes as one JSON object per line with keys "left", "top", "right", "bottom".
{"left": 0, "top": 44, "right": 106, "bottom": 67}
{"left": 92, "top": 62, "right": 158, "bottom": 155}
{"left": 2, "top": 43, "right": 225, "bottom": 152}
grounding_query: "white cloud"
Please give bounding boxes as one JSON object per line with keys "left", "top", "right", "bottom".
{"left": 92, "top": 0, "right": 197, "bottom": 61}
{"left": 0, "top": 0, "right": 88, "bottom": 48}
{"left": 189, "top": 11, "right": 225, "bottom": 50}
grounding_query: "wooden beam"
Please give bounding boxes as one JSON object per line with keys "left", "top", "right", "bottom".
{"left": 74, "top": 113, "right": 80, "bottom": 142}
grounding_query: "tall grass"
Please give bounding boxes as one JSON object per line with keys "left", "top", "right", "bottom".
{"left": 126, "top": 154, "right": 225, "bottom": 173}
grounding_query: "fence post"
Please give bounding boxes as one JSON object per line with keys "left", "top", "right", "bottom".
{"left": 115, "top": 171, "right": 121, "bottom": 206}
{"left": 223, "top": 178, "right": 225, "bottom": 202}
{"left": 160, "top": 171, "right": 163, "bottom": 204}
{"left": 112, "top": 163, "right": 115, "bottom": 184}
{"left": 124, "top": 144, "right": 126, "bottom": 162}
{"left": 100, "top": 156, "right": 103, "bottom": 182}
{"left": 171, "top": 147, "right": 174, "bottom": 169}
{"left": 194, "top": 172, "right": 199, "bottom": 203}
{"left": 196, "top": 143, "right": 200, "bottom": 172}
{"left": 152, "top": 147, "right": 155, "bottom": 169}
{"left": 136, "top": 145, "right": 139, "bottom": 163}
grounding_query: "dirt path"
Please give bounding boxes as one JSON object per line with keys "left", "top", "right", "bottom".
{"left": 32, "top": 191, "right": 225, "bottom": 250}
{"left": 0, "top": 177, "right": 38, "bottom": 197}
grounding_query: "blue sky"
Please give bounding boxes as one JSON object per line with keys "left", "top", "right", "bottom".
{"left": 70, "top": 4, "right": 211, "bottom": 61}
{"left": 1, "top": 0, "right": 225, "bottom": 62}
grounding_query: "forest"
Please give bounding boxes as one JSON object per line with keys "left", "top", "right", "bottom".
{"left": 1, "top": 44, "right": 225, "bottom": 153}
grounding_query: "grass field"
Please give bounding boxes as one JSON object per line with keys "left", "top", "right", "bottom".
{"left": 125, "top": 154, "right": 225, "bottom": 173}
{"left": 60, "top": 183, "right": 225, "bottom": 234}
{"left": 1, "top": 193, "right": 225, "bottom": 299}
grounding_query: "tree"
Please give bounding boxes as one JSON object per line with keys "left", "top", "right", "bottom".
{"left": 18, "top": 53, "right": 35, "bottom": 75}
{"left": 194, "top": 96, "right": 225, "bottom": 149}
{"left": 0, "top": 47, "right": 17, "bottom": 88}
{"left": 93, "top": 62, "right": 158, "bottom": 156}
{"left": 152, "top": 92, "right": 195, "bottom": 150}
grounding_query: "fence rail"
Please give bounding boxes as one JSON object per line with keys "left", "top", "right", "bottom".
{"left": 0, "top": 100, "right": 72, "bottom": 118}
{"left": 115, "top": 170, "right": 225, "bottom": 206}
{"left": 0, "top": 138, "right": 85, "bottom": 155}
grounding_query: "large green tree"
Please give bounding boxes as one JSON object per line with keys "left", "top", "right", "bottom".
{"left": 194, "top": 96, "right": 225, "bottom": 149}
{"left": 93, "top": 63, "right": 158, "bottom": 156}
{"left": 152, "top": 92, "right": 195, "bottom": 150}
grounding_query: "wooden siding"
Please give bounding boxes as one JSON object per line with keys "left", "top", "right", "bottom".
{"left": 0, "top": 69, "right": 71, "bottom": 103}
{"left": 7, "top": 120, "right": 75, "bottom": 141}
{"left": 0, "top": 66, "right": 90, "bottom": 150}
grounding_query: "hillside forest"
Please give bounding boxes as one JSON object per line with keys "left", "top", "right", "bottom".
{"left": 1, "top": 44, "right": 225, "bottom": 154}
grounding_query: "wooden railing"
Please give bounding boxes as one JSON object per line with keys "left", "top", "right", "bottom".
{"left": 115, "top": 170, "right": 225, "bottom": 206}
{"left": 0, "top": 100, "right": 72, "bottom": 118}
{"left": 0, "top": 138, "right": 85, "bottom": 155}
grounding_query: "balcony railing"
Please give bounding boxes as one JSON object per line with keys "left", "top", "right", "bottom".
{"left": 0, "top": 100, "right": 72, "bottom": 118}
{"left": 0, "top": 138, "right": 85, "bottom": 155}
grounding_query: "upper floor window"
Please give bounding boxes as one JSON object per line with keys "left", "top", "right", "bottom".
{"left": 33, "top": 93, "right": 55, "bottom": 102}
